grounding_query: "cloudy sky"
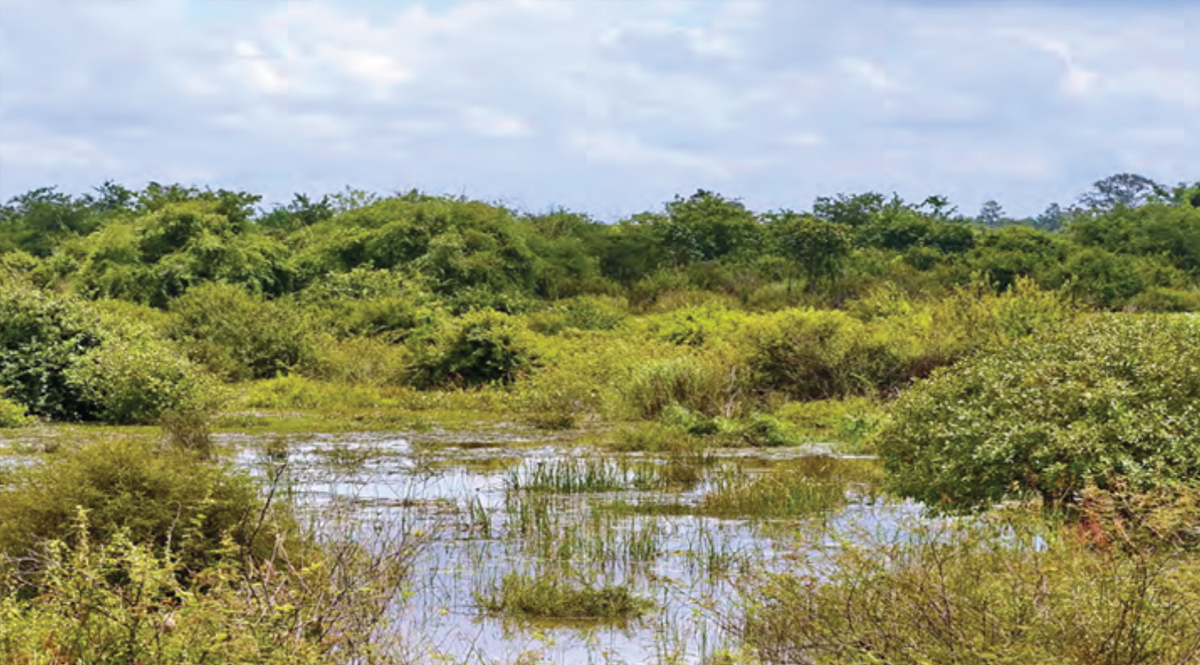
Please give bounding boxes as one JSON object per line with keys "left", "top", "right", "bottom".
{"left": 0, "top": 0, "right": 1196, "bottom": 219}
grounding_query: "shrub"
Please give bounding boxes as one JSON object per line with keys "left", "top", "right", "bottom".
{"left": 1128, "top": 286, "right": 1200, "bottom": 312}
{"left": 0, "top": 439, "right": 276, "bottom": 572}
{"left": 301, "top": 334, "right": 411, "bottom": 386}
{"left": 735, "top": 308, "right": 900, "bottom": 400}
{"left": 0, "top": 501, "right": 422, "bottom": 665}
{"left": 0, "top": 280, "right": 105, "bottom": 420}
{"left": 407, "top": 309, "right": 538, "bottom": 387}
{"left": 526, "top": 295, "right": 629, "bottom": 335}
{"left": 622, "top": 352, "right": 741, "bottom": 419}
{"left": 244, "top": 375, "right": 390, "bottom": 411}
{"left": 65, "top": 332, "right": 223, "bottom": 424}
{"left": 876, "top": 314, "right": 1200, "bottom": 512}
{"left": 643, "top": 303, "right": 746, "bottom": 346}
{"left": 0, "top": 393, "right": 31, "bottom": 428}
{"left": 168, "top": 283, "right": 316, "bottom": 380}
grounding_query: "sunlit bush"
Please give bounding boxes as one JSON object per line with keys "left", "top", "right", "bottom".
{"left": 526, "top": 295, "right": 629, "bottom": 335}
{"left": 876, "top": 314, "right": 1200, "bottom": 512}
{"left": 0, "top": 392, "right": 31, "bottom": 428}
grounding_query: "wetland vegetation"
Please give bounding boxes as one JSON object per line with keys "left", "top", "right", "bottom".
{"left": 1, "top": 174, "right": 1199, "bottom": 663}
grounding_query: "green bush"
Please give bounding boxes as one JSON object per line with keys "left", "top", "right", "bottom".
{"left": 1128, "top": 286, "right": 1200, "bottom": 312}
{"left": 65, "top": 332, "right": 223, "bottom": 424}
{"left": 526, "top": 295, "right": 629, "bottom": 335}
{"left": 735, "top": 308, "right": 900, "bottom": 400}
{"left": 0, "top": 439, "right": 277, "bottom": 572}
{"left": 168, "top": 283, "right": 315, "bottom": 380}
{"left": 643, "top": 303, "right": 746, "bottom": 346}
{"left": 0, "top": 392, "right": 31, "bottom": 428}
{"left": 622, "top": 352, "right": 741, "bottom": 419}
{"left": 301, "top": 334, "right": 411, "bottom": 386}
{"left": 0, "top": 280, "right": 222, "bottom": 424}
{"left": 0, "top": 280, "right": 105, "bottom": 420}
{"left": 876, "top": 314, "right": 1200, "bottom": 512}
{"left": 407, "top": 309, "right": 538, "bottom": 387}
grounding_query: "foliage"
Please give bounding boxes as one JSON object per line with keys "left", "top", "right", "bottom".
{"left": 876, "top": 314, "right": 1200, "bottom": 512}
{"left": 0, "top": 279, "right": 106, "bottom": 420}
{"left": 66, "top": 329, "right": 223, "bottom": 424}
{"left": 735, "top": 308, "right": 900, "bottom": 400}
{"left": 642, "top": 302, "right": 746, "bottom": 346}
{"left": 526, "top": 295, "right": 629, "bottom": 335}
{"left": 0, "top": 499, "right": 421, "bottom": 665}
{"left": 621, "top": 351, "right": 741, "bottom": 419}
{"left": 0, "top": 391, "right": 32, "bottom": 428}
{"left": 407, "top": 309, "right": 538, "bottom": 388}
{"left": 168, "top": 282, "right": 316, "bottom": 380}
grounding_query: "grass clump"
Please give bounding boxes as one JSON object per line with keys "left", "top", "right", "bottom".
{"left": 476, "top": 571, "right": 651, "bottom": 621}
{"left": 738, "top": 515, "right": 1200, "bottom": 665}
{"left": 700, "top": 456, "right": 881, "bottom": 518}
{"left": 0, "top": 438, "right": 278, "bottom": 574}
{"left": 506, "top": 458, "right": 627, "bottom": 493}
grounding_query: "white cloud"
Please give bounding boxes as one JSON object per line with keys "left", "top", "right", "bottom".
{"left": 0, "top": 0, "right": 1196, "bottom": 219}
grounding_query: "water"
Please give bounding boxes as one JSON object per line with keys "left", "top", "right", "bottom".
{"left": 227, "top": 428, "right": 923, "bottom": 665}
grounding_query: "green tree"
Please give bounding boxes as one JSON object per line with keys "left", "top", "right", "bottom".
{"left": 767, "top": 212, "right": 852, "bottom": 291}
{"left": 657, "top": 190, "right": 761, "bottom": 265}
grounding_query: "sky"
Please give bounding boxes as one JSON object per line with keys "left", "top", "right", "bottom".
{"left": 0, "top": 0, "right": 1197, "bottom": 220}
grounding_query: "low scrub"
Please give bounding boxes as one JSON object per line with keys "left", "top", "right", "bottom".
{"left": 407, "top": 309, "right": 538, "bottom": 388}
{"left": 1, "top": 497, "right": 422, "bottom": 665}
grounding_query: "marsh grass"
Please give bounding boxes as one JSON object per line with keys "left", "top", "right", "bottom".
{"left": 506, "top": 458, "right": 627, "bottom": 493}
{"left": 475, "top": 571, "right": 652, "bottom": 622}
{"left": 700, "top": 456, "right": 881, "bottom": 519}
{"left": 736, "top": 514, "right": 1200, "bottom": 665}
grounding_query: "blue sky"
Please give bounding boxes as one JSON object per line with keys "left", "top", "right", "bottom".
{"left": 0, "top": 0, "right": 1196, "bottom": 220}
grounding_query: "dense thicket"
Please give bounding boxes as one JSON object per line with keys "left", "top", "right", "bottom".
{"left": 0, "top": 174, "right": 1196, "bottom": 421}
{"left": 2, "top": 176, "right": 1196, "bottom": 314}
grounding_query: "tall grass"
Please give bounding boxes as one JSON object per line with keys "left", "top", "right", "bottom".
{"left": 736, "top": 514, "right": 1200, "bottom": 665}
